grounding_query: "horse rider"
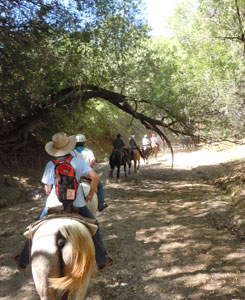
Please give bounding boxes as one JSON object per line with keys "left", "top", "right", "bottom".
{"left": 183, "top": 135, "right": 192, "bottom": 148}
{"left": 14, "top": 132, "right": 113, "bottom": 272}
{"left": 112, "top": 133, "right": 129, "bottom": 163}
{"left": 151, "top": 133, "right": 160, "bottom": 150}
{"left": 113, "top": 133, "right": 125, "bottom": 151}
{"left": 142, "top": 134, "right": 151, "bottom": 148}
{"left": 129, "top": 135, "right": 137, "bottom": 148}
{"left": 129, "top": 135, "right": 144, "bottom": 158}
{"left": 141, "top": 134, "right": 151, "bottom": 156}
{"left": 71, "top": 133, "right": 108, "bottom": 212}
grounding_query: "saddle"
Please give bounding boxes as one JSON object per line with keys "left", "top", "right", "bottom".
{"left": 143, "top": 145, "right": 151, "bottom": 150}
{"left": 80, "top": 176, "right": 92, "bottom": 184}
{"left": 24, "top": 212, "right": 98, "bottom": 239}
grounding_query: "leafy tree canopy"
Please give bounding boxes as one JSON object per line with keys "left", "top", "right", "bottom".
{"left": 1, "top": 0, "right": 245, "bottom": 169}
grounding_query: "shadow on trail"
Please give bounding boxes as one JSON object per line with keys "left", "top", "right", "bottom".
{"left": 1, "top": 158, "right": 245, "bottom": 300}
{"left": 0, "top": 198, "right": 44, "bottom": 300}
{"left": 91, "top": 165, "right": 245, "bottom": 300}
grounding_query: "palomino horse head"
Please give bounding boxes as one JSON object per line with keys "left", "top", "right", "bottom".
{"left": 31, "top": 217, "right": 95, "bottom": 300}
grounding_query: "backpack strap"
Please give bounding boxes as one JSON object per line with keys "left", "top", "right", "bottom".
{"left": 71, "top": 150, "right": 77, "bottom": 157}
{"left": 65, "top": 155, "right": 73, "bottom": 163}
{"left": 53, "top": 158, "right": 61, "bottom": 165}
{"left": 53, "top": 155, "right": 73, "bottom": 166}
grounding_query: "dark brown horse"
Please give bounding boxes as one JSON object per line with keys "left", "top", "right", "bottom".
{"left": 181, "top": 135, "right": 193, "bottom": 149}
{"left": 109, "top": 149, "right": 131, "bottom": 179}
{"left": 141, "top": 146, "right": 152, "bottom": 164}
{"left": 192, "top": 135, "right": 200, "bottom": 148}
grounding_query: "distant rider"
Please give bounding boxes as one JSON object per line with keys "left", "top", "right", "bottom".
{"left": 113, "top": 133, "right": 125, "bottom": 151}
{"left": 142, "top": 134, "right": 151, "bottom": 148}
{"left": 129, "top": 135, "right": 144, "bottom": 158}
{"left": 151, "top": 133, "right": 159, "bottom": 150}
{"left": 112, "top": 133, "right": 129, "bottom": 163}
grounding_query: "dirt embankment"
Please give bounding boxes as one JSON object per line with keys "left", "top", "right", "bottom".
{"left": 1, "top": 144, "right": 245, "bottom": 300}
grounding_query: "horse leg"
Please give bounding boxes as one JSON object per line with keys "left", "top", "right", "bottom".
{"left": 109, "top": 168, "right": 113, "bottom": 179}
{"left": 117, "top": 165, "right": 120, "bottom": 179}
{"left": 128, "top": 161, "right": 131, "bottom": 175}
{"left": 124, "top": 163, "right": 127, "bottom": 177}
{"left": 71, "top": 280, "right": 91, "bottom": 300}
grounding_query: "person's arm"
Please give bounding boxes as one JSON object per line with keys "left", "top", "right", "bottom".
{"left": 41, "top": 162, "right": 54, "bottom": 195}
{"left": 44, "top": 184, "right": 52, "bottom": 195}
{"left": 89, "top": 159, "right": 96, "bottom": 169}
{"left": 85, "top": 169, "right": 99, "bottom": 202}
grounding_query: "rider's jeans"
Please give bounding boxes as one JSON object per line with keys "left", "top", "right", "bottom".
{"left": 97, "top": 180, "right": 105, "bottom": 211}
{"left": 38, "top": 206, "right": 49, "bottom": 219}
{"left": 79, "top": 206, "right": 107, "bottom": 265}
{"left": 19, "top": 207, "right": 48, "bottom": 265}
{"left": 19, "top": 206, "right": 107, "bottom": 266}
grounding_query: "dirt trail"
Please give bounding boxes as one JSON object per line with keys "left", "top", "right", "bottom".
{"left": 1, "top": 146, "right": 245, "bottom": 300}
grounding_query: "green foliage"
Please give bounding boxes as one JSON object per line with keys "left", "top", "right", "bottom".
{"left": 68, "top": 100, "right": 136, "bottom": 144}
{"left": 2, "top": 0, "right": 245, "bottom": 155}
{"left": 0, "top": 0, "right": 148, "bottom": 138}
{"left": 150, "top": 0, "right": 245, "bottom": 139}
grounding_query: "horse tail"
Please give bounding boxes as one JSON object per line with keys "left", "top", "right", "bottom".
{"left": 49, "top": 220, "right": 95, "bottom": 291}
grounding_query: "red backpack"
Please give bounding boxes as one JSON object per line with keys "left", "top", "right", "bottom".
{"left": 53, "top": 155, "right": 78, "bottom": 204}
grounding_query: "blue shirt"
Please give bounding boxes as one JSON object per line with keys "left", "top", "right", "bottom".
{"left": 41, "top": 155, "right": 92, "bottom": 208}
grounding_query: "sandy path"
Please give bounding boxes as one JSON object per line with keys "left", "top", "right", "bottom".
{"left": 1, "top": 146, "right": 245, "bottom": 300}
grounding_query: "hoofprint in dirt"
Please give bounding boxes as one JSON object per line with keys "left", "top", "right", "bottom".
{"left": 1, "top": 146, "right": 245, "bottom": 300}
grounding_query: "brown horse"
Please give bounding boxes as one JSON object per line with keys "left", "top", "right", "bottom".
{"left": 151, "top": 145, "right": 158, "bottom": 159}
{"left": 141, "top": 146, "right": 152, "bottom": 165}
{"left": 128, "top": 148, "right": 141, "bottom": 172}
{"left": 109, "top": 149, "right": 131, "bottom": 179}
{"left": 181, "top": 135, "right": 193, "bottom": 149}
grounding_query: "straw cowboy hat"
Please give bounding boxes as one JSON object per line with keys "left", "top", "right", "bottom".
{"left": 45, "top": 132, "right": 76, "bottom": 157}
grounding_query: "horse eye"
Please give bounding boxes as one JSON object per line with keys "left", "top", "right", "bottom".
{"left": 57, "top": 237, "right": 66, "bottom": 249}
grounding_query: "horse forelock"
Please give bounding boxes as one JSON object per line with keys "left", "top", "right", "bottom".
{"left": 48, "top": 219, "right": 95, "bottom": 291}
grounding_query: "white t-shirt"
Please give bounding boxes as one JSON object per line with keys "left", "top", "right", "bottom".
{"left": 151, "top": 137, "right": 158, "bottom": 146}
{"left": 71, "top": 147, "right": 95, "bottom": 166}
{"left": 41, "top": 156, "right": 92, "bottom": 208}
{"left": 142, "top": 137, "right": 150, "bottom": 146}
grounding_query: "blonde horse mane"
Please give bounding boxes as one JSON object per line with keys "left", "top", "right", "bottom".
{"left": 49, "top": 220, "right": 95, "bottom": 291}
